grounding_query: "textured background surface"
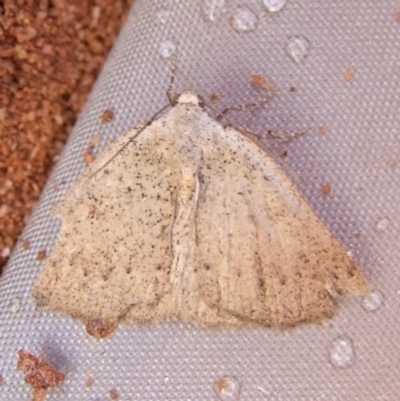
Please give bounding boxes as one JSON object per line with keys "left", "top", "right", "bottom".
{"left": 0, "top": 0, "right": 133, "bottom": 271}
{"left": 1, "top": 1, "right": 399, "bottom": 400}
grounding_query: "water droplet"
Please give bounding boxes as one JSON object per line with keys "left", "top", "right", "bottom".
{"left": 9, "top": 298, "right": 21, "bottom": 313}
{"left": 213, "top": 376, "right": 240, "bottom": 401}
{"left": 362, "top": 291, "right": 383, "bottom": 311}
{"left": 159, "top": 40, "right": 177, "bottom": 58}
{"left": 374, "top": 217, "right": 389, "bottom": 232}
{"left": 155, "top": 8, "right": 171, "bottom": 24}
{"left": 263, "top": 0, "right": 286, "bottom": 13}
{"left": 231, "top": 7, "right": 258, "bottom": 32}
{"left": 201, "top": 0, "right": 227, "bottom": 22}
{"left": 286, "top": 36, "right": 310, "bottom": 63}
{"left": 328, "top": 336, "right": 355, "bottom": 369}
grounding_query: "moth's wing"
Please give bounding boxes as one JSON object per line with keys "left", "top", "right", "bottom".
{"left": 34, "top": 121, "right": 181, "bottom": 333}
{"left": 193, "top": 127, "right": 370, "bottom": 328}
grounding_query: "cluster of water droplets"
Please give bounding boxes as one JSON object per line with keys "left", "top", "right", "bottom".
{"left": 326, "top": 287, "right": 384, "bottom": 369}
{"left": 200, "top": 0, "right": 287, "bottom": 33}
{"left": 156, "top": 1, "right": 314, "bottom": 65}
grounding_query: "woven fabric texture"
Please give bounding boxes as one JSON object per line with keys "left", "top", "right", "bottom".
{"left": 1, "top": 1, "right": 399, "bottom": 400}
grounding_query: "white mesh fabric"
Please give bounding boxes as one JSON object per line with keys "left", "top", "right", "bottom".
{"left": 1, "top": 1, "right": 400, "bottom": 400}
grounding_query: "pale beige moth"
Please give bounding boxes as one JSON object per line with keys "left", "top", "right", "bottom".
{"left": 34, "top": 91, "right": 370, "bottom": 337}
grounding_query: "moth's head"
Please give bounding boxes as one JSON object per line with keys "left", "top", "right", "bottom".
{"left": 174, "top": 90, "right": 205, "bottom": 108}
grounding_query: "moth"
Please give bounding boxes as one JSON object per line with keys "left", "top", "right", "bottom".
{"left": 34, "top": 91, "right": 370, "bottom": 338}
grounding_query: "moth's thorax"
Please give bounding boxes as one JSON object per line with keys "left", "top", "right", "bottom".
{"left": 167, "top": 101, "right": 209, "bottom": 171}
{"left": 178, "top": 166, "right": 197, "bottom": 203}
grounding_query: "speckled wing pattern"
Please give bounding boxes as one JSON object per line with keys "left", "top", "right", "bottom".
{"left": 34, "top": 91, "right": 370, "bottom": 335}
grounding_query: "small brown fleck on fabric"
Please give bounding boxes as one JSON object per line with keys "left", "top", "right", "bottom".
{"left": 101, "top": 109, "right": 114, "bottom": 123}
{"left": 251, "top": 74, "right": 267, "bottom": 86}
{"left": 37, "top": 250, "right": 46, "bottom": 261}
{"left": 85, "top": 378, "right": 94, "bottom": 388}
{"left": 209, "top": 93, "right": 219, "bottom": 102}
{"left": 344, "top": 68, "right": 355, "bottom": 82}
{"left": 321, "top": 184, "right": 332, "bottom": 196}
{"left": 318, "top": 125, "right": 328, "bottom": 135}
{"left": 83, "top": 151, "right": 96, "bottom": 164}
{"left": 109, "top": 388, "right": 119, "bottom": 400}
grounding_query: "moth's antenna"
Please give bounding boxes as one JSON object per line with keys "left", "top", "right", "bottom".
{"left": 90, "top": 54, "right": 181, "bottom": 179}
{"left": 216, "top": 75, "right": 277, "bottom": 122}
{"left": 89, "top": 103, "right": 170, "bottom": 179}
{"left": 167, "top": 51, "right": 179, "bottom": 106}
{"left": 204, "top": 101, "right": 261, "bottom": 143}
{"left": 205, "top": 75, "right": 306, "bottom": 143}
